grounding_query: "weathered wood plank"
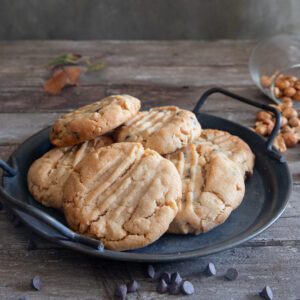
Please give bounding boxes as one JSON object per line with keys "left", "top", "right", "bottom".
{"left": 0, "top": 86, "right": 271, "bottom": 113}
{"left": 0, "top": 40, "right": 255, "bottom": 67}
{"left": 0, "top": 65, "right": 254, "bottom": 88}
{"left": 0, "top": 215, "right": 298, "bottom": 300}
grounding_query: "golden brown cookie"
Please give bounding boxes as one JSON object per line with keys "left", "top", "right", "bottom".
{"left": 27, "top": 136, "right": 112, "bottom": 210}
{"left": 50, "top": 95, "right": 141, "bottom": 147}
{"left": 63, "top": 143, "right": 181, "bottom": 251}
{"left": 114, "top": 106, "right": 201, "bottom": 155}
{"left": 165, "top": 143, "right": 245, "bottom": 235}
{"left": 193, "top": 129, "right": 255, "bottom": 178}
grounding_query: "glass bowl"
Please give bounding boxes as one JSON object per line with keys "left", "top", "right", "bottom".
{"left": 249, "top": 34, "right": 300, "bottom": 104}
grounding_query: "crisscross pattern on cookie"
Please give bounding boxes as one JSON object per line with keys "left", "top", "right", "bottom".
{"left": 166, "top": 143, "right": 245, "bottom": 235}
{"left": 193, "top": 129, "right": 255, "bottom": 177}
{"left": 50, "top": 95, "right": 141, "bottom": 147}
{"left": 63, "top": 143, "right": 181, "bottom": 251}
{"left": 27, "top": 136, "right": 112, "bottom": 210}
{"left": 115, "top": 106, "right": 201, "bottom": 155}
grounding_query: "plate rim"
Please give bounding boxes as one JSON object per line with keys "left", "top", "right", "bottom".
{"left": 1, "top": 112, "right": 293, "bottom": 262}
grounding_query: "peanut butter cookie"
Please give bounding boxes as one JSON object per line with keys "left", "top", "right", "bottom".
{"left": 194, "top": 129, "right": 255, "bottom": 178}
{"left": 50, "top": 95, "right": 141, "bottom": 147}
{"left": 166, "top": 143, "right": 245, "bottom": 235}
{"left": 27, "top": 136, "right": 112, "bottom": 210}
{"left": 114, "top": 106, "right": 201, "bottom": 155}
{"left": 63, "top": 143, "right": 181, "bottom": 251}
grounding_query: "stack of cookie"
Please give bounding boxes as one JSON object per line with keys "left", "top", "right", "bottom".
{"left": 27, "top": 95, "right": 255, "bottom": 251}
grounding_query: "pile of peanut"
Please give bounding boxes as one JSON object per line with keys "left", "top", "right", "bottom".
{"left": 251, "top": 97, "right": 300, "bottom": 152}
{"left": 260, "top": 72, "right": 300, "bottom": 101}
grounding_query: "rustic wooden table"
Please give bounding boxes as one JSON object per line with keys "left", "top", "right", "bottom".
{"left": 0, "top": 41, "right": 299, "bottom": 300}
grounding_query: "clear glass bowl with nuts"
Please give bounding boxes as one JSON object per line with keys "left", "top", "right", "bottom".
{"left": 249, "top": 34, "right": 300, "bottom": 105}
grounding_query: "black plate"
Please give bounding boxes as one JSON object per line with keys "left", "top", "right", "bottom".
{"left": 0, "top": 88, "right": 292, "bottom": 262}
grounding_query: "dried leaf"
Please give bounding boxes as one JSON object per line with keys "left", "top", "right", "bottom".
{"left": 48, "top": 53, "right": 82, "bottom": 68}
{"left": 44, "top": 67, "right": 81, "bottom": 95}
{"left": 86, "top": 61, "right": 105, "bottom": 73}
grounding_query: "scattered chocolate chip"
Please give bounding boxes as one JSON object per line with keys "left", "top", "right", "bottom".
{"left": 73, "top": 131, "right": 80, "bottom": 140}
{"left": 146, "top": 264, "right": 155, "bottom": 279}
{"left": 159, "top": 272, "right": 171, "bottom": 284}
{"left": 18, "top": 296, "right": 29, "bottom": 300}
{"left": 169, "top": 282, "right": 181, "bottom": 295}
{"left": 225, "top": 268, "right": 238, "bottom": 281}
{"left": 259, "top": 286, "right": 273, "bottom": 300}
{"left": 0, "top": 201, "right": 3, "bottom": 211}
{"left": 156, "top": 279, "right": 168, "bottom": 294}
{"left": 32, "top": 276, "right": 42, "bottom": 291}
{"left": 171, "top": 272, "right": 182, "bottom": 286}
{"left": 115, "top": 284, "right": 127, "bottom": 300}
{"left": 181, "top": 281, "right": 194, "bottom": 295}
{"left": 27, "top": 239, "right": 37, "bottom": 251}
{"left": 127, "top": 280, "right": 140, "bottom": 293}
{"left": 205, "top": 262, "right": 216, "bottom": 276}
{"left": 125, "top": 135, "right": 131, "bottom": 140}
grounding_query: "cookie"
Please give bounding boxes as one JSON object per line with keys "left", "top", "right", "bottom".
{"left": 114, "top": 106, "right": 201, "bottom": 155}
{"left": 193, "top": 129, "right": 255, "bottom": 178}
{"left": 27, "top": 136, "right": 112, "bottom": 210}
{"left": 50, "top": 95, "right": 141, "bottom": 147}
{"left": 166, "top": 143, "right": 245, "bottom": 235}
{"left": 63, "top": 143, "right": 181, "bottom": 251}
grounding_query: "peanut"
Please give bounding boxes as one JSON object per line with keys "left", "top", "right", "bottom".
{"left": 281, "top": 97, "right": 293, "bottom": 105}
{"left": 281, "top": 125, "right": 294, "bottom": 134}
{"left": 255, "top": 124, "right": 268, "bottom": 136}
{"left": 293, "top": 90, "right": 300, "bottom": 101}
{"left": 281, "top": 116, "right": 288, "bottom": 128}
{"left": 274, "top": 87, "right": 282, "bottom": 98}
{"left": 283, "top": 87, "right": 296, "bottom": 98}
{"left": 280, "top": 102, "right": 293, "bottom": 109}
{"left": 289, "top": 117, "right": 300, "bottom": 127}
{"left": 282, "top": 132, "right": 298, "bottom": 147}
{"left": 294, "top": 84, "right": 300, "bottom": 90}
{"left": 275, "top": 79, "right": 290, "bottom": 90}
{"left": 256, "top": 111, "right": 272, "bottom": 121}
{"left": 273, "top": 134, "right": 287, "bottom": 152}
{"left": 282, "top": 107, "right": 298, "bottom": 119}
{"left": 260, "top": 76, "right": 271, "bottom": 88}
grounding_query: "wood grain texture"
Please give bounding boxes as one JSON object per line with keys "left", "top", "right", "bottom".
{"left": 0, "top": 40, "right": 299, "bottom": 300}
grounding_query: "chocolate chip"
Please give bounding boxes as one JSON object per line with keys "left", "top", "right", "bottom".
{"left": 259, "top": 286, "right": 273, "bottom": 300}
{"left": 32, "top": 276, "right": 42, "bottom": 291}
{"left": 169, "top": 282, "right": 181, "bottom": 295}
{"left": 205, "top": 262, "right": 216, "bottom": 276}
{"left": 18, "top": 296, "right": 29, "bottom": 300}
{"left": 146, "top": 264, "right": 155, "bottom": 278}
{"left": 181, "top": 281, "right": 194, "bottom": 295}
{"left": 245, "top": 171, "right": 252, "bottom": 180}
{"left": 27, "top": 239, "right": 37, "bottom": 251}
{"left": 171, "top": 272, "right": 182, "bottom": 285}
{"left": 127, "top": 280, "right": 140, "bottom": 293}
{"left": 156, "top": 279, "right": 168, "bottom": 294}
{"left": 73, "top": 131, "right": 80, "bottom": 140}
{"left": 159, "top": 272, "right": 171, "bottom": 284}
{"left": 225, "top": 268, "right": 238, "bottom": 281}
{"left": 125, "top": 135, "right": 131, "bottom": 140}
{"left": 115, "top": 284, "right": 127, "bottom": 300}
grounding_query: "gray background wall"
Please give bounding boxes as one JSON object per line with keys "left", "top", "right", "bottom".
{"left": 1, "top": 0, "right": 300, "bottom": 40}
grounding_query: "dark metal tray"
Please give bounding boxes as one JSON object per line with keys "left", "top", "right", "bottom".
{"left": 0, "top": 88, "right": 292, "bottom": 262}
